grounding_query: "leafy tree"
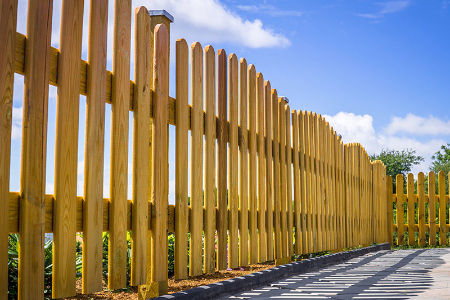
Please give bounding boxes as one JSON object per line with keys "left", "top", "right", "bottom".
{"left": 370, "top": 149, "right": 424, "bottom": 178}
{"left": 430, "top": 143, "right": 450, "bottom": 174}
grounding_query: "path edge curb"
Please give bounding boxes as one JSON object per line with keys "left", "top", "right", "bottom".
{"left": 153, "top": 243, "right": 391, "bottom": 300}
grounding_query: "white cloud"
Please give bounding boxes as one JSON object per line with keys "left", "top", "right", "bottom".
{"left": 385, "top": 114, "right": 450, "bottom": 136}
{"left": 356, "top": 0, "right": 411, "bottom": 19}
{"left": 134, "top": 0, "right": 290, "bottom": 48}
{"left": 324, "top": 111, "right": 449, "bottom": 174}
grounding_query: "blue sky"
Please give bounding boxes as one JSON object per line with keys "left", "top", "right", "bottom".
{"left": 10, "top": 0, "right": 450, "bottom": 200}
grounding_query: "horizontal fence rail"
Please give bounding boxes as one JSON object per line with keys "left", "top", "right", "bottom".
{"left": 0, "top": 1, "right": 392, "bottom": 299}
{"left": 390, "top": 171, "right": 450, "bottom": 247}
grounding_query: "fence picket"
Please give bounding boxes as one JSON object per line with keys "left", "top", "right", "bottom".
{"left": 248, "top": 65, "right": 258, "bottom": 264}
{"left": 407, "top": 173, "right": 415, "bottom": 246}
{"left": 217, "top": 49, "right": 228, "bottom": 270}
{"left": 438, "top": 171, "right": 447, "bottom": 246}
{"left": 175, "top": 38, "right": 189, "bottom": 279}
{"left": 272, "top": 90, "right": 281, "bottom": 259}
{"left": 239, "top": 58, "right": 249, "bottom": 267}
{"left": 418, "top": 172, "right": 425, "bottom": 247}
{"left": 109, "top": 0, "right": 131, "bottom": 289}
{"left": 429, "top": 172, "right": 436, "bottom": 246}
{"left": 265, "top": 81, "right": 274, "bottom": 261}
{"left": 204, "top": 45, "right": 216, "bottom": 274}
{"left": 286, "top": 105, "right": 293, "bottom": 257}
{"left": 278, "top": 98, "right": 287, "bottom": 258}
{"left": 292, "top": 111, "right": 301, "bottom": 254}
{"left": 190, "top": 42, "right": 204, "bottom": 276}
{"left": 228, "top": 54, "right": 239, "bottom": 269}
{"left": 83, "top": 0, "right": 108, "bottom": 293}
{"left": 19, "top": 1, "right": 53, "bottom": 297}
{"left": 396, "top": 174, "right": 405, "bottom": 245}
{"left": 257, "top": 73, "right": 267, "bottom": 263}
{"left": 0, "top": 0, "right": 17, "bottom": 296}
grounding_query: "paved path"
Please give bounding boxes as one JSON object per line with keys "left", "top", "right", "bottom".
{"left": 224, "top": 248, "right": 450, "bottom": 300}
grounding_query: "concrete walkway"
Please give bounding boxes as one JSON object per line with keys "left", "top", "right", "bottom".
{"left": 224, "top": 248, "right": 450, "bottom": 300}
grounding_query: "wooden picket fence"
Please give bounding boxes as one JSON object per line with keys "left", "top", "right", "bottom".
{"left": 0, "top": 1, "right": 391, "bottom": 299}
{"left": 390, "top": 171, "right": 450, "bottom": 247}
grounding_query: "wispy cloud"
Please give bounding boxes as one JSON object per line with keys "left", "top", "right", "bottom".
{"left": 237, "top": 4, "right": 303, "bottom": 17}
{"left": 356, "top": 0, "right": 411, "bottom": 20}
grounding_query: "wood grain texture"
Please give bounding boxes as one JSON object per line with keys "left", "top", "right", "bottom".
{"left": 217, "top": 49, "right": 228, "bottom": 270}
{"left": 189, "top": 42, "right": 204, "bottom": 276}
{"left": 109, "top": 0, "right": 131, "bottom": 290}
{"left": 19, "top": 1, "right": 52, "bottom": 298}
{"left": 428, "top": 172, "right": 436, "bottom": 246}
{"left": 204, "top": 45, "right": 216, "bottom": 274}
{"left": 265, "top": 81, "right": 273, "bottom": 261}
{"left": 83, "top": 0, "right": 108, "bottom": 293}
{"left": 292, "top": 111, "right": 301, "bottom": 254}
{"left": 304, "top": 112, "right": 313, "bottom": 253}
{"left": 150, "top": 24, "right": 169, "bottom": 294}
{"left": 175, "top": 38, "right": 189, "bottom": 279}
{"left": 256, "top": 73, "right": 266, "bottom": 262}
{"left": 131, "top": 6, "right": 151, "bottom": 286}
{"left": 285, "top": 106, "right": 293, "bottom": 257}
{"left": 438, "top": 171, "right": 447, "bottom": 246}
{"left": 278, "top": 98, "right": 287, "bottom": 258}
{"left": 53, "top": 1, "right": 84, "bottom": 297}
{"left": 239, "top": 58, "right": 249, "bottom": 267}
{"left": 0, "top": 0, "right": 17, "bottom": 297}
{"left": 228, "top": 54, "right": 239, "bottom": 269}
{"left": 396, "top": 174, "right": 404, "bottom": 245}
{"left": 272, "top": 90, "right": 281, "bottom": 259}
{"left": 248, "top": 65, "right": 257, "bottom": 264}
{"left": 407, "top": 173, "right": 415, "bottom": 246}
{"left": 387, "top": 175, "right": 393, "bottom": 245}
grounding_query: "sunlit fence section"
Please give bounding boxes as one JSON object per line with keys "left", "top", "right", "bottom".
{"left": 391, "top": 171, "right": 450, "bottom": 247}
{"left": 0, "top": 1, "right": 391, "bottom": 299}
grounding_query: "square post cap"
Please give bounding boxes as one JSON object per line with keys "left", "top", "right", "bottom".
{"left": 148, "top": 9, "right": 174, "bottom": 23}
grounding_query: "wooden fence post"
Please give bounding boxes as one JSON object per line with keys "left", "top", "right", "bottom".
{"left": 396, "top": 174, "right": 405, "bottom": 246}
{"left": 438, "top": 171, "right": 447, "bottom": 246}
{"left": 429, "top": 172, "right": 436, "bottom": 246}
{"left": 265, "top": 81, "right": 273, "bottom": 261}
{"left": 417, "top": 172, "right": 425, "bottom": 247}
{"left": 0, "top": 0, "right": 17, "bottom": 297}
{"left": 407, "top": 173, "right": 415, "bottom": 246}
{"left": 150, "top": 24, "right": 169, "bottom": 295}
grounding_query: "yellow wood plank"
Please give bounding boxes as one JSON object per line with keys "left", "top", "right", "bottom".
{"left": 428, "top": 172, "right": 436, "bottom": 246}
{"left": 417, "top": 172, "right": 425, "bottom": 247}
{"left": 204, "top": 45, "right": 216, "bottom": 274}
{"left": 292, "top": 111, "right": 301, "bottom": 255}
{"left": 438, "top": 171, "right": 447, "bottom": 246}
{"left": 150, "top": 24, "right": 169, "bottom": 294}
{"left": 248, "top": 65, "right": 258, "bottom": 264}
{"left": 272, "top": 90, "right": 281, "bottom": 259}
{"left": 285, "top": 105, "right": 293, "bottom": 257}
{"left": 312, "top": 114, "right": 321, "bottom": 251}
{"left": 396, "top": 174, "right": 405, "bottom": 245}
{"left": 228, "top": 53, "right": 239, "bottom": 269}
{"left": 265, "top": 81, "right": 274, "bottom": 261}
{"left": 278, "top": 98, "right": 286, "bottom": 258}
{"left": 299, "top": 112, "right": 308, "bottom": 254}
{"left": 174, "top": 38, "right": 189, "bottom": 279}
{"left": 190, "top": 42, "right": 204, "bottom": 276}
{"left": 83, "top": 0, "right": 108, "bottom": 293}
{"left": 53, "top": 1, "right": 84, "bottom": 297}
{"left": 307, "top": 112, "right": 316, "bottom": 252}
{"left": 239, "top": 58, "right": 249, "bottom": 267}
{"left": 109, "top": 0, "right": 131, "bottom": 290}
{"left": 407, "top": 173, "right": 415, "bottom": 246}
{"left": 0, "top": 0, "right": 17, "bottom": 296}
{"left": 131, "top": 7, "right": 151, "bottom": 286}
{"left": 256, "top": 73, "right": 266, "bottom": 263}
{"left": 217, "top": 49, "right": 228, "bottom": 270}
{"left": 301, "top": 112, "right": 310, "bottom": 254}
{"left": 387, "top": 175, "right": 393, "bottom": 245}
{"left": 18, "top": 1, "right": 52, "bottom": 298}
